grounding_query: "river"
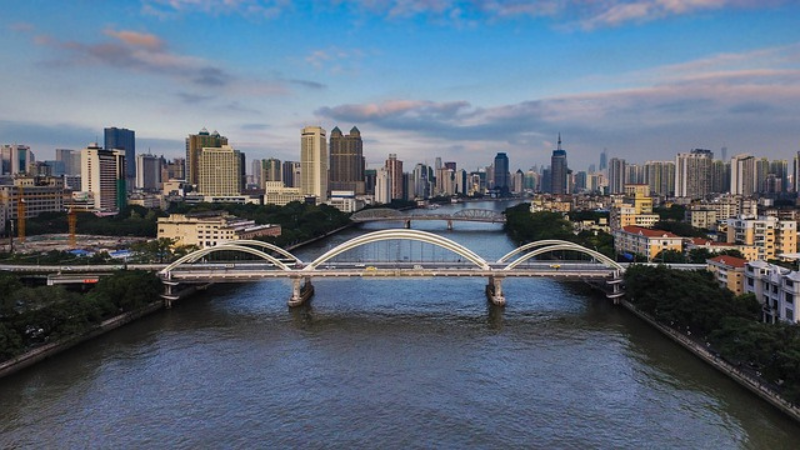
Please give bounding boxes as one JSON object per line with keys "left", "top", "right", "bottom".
{"left": 1, "top": 200, "right": 799, "bottom": 449}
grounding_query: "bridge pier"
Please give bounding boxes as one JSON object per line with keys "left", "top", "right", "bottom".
{"left": 485, "top": 275, "right": 506, "bottom": 306}
{"left": 447, "top": 220, "right": 453, "bottom": 231}
{"left": 404, "top": 220, "right": 411, "bottom": 229}
{"left": 606, "top": 270, "right": 625, "bottom": 304}
{"left": 288, "top": 276, "right": 314, "bottom": 307}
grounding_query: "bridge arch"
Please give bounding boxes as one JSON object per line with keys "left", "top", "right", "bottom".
{"left": 502, "top": 242, "right": 624, "bottom": 271}
{"left": 218, "top": 239, "right": 302, "bottom": 263}
{"left": 160, "top": 244, "right": 294, "bottom": 278}
{"left": 497, "top": 240, "right": 582, "bottom": 263}
{"left": 452, "top": 209, "right": 505, "bottom": 222}
{"left": 304, "top": 229, "right": 491, "bottom": 270}
{"left": 350, "top": 208, "right": 405, "bottom": 222}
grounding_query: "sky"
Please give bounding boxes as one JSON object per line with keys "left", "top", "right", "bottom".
{"left": 1, "top": 0, "right": 799, "bottom": 173}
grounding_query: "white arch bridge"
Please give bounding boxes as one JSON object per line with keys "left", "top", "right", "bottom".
{"left": 350, "top": 208, "right": 506, "bottom": 229}
{"left": 159, "top": 230, "right": 625, "bottom": 307}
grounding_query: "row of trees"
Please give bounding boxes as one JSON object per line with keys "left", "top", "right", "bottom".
{"left": 25, "top": 206, "right": 164, "bottom": 237}
{"left": 0, "top": 271, "right": 161, "bottom": 361}
{"left": 625, "top": 265, "right": 800, "bottom": 404}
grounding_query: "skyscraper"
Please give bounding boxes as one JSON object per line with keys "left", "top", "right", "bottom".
{"left": 81, "top": 143, "right": 126, "bottom": 211}
{"left": 56, "top": 149, "right": 80, "bottom": 176}
{"left": 135, "top": 153, "right": 162, "bottom": 192}
{"left": 104, "top": 127, "right": 135, "bottom": 188}
{"left": 493, "top": 152, "right": 510, "bottom": 193}
{"left": 197, "top": 145, "right": 243, "bottom": 196}
{"left": 1, "top": 144, "right": 34, "bottom": 175}
{"left": 282, "top": 160, "right": 301, "bottom": 188}
{"left": 608, "top": 158, "right": 626, "bottom": 194}
{"left": 329, "top": 126, "right": 365, "bottom": 194}
{"left": 675, "top": 149, "right": 713, "bottom": 198}
{"left": 385, "top": 154, "right": 404, "bottom": 201}
{"left": 644, "top": 160, "right": 676, "bottom": 197}
{"left": 550, "top": 134, "right": 568, "bottom": 195}
{"left": 185, "top": 128, "right": 228, "bottom": 185}
{"left": 251, "top": 159, "right": 262, "bottom": 188}
{"left": 730, "top": 154, "right": 756, "bottom": 196}
{"left": 599, "top": 148, "right": 608, "bottom": 172}
{"left": 262, "top": 158, "right": 282, "bottom": 185}
{"left": 301, "top": 126, "right": 328, "bottom": 201}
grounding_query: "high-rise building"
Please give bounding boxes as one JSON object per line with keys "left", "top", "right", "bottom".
{"left": 412, "top": 163, "right": 431, "bottom": 199}
{"left": 1, "top": 144, "right": 34, "bottom": 175}
{"left": 81, "top": 143, "right": 126, "bottom": 211}
{"left": 104, "top": 127, "right": 135, "bottom": 188}
{"left": 165, "top": 158, "right": 185, "bottom": 181}
{"left": 135, "top": 154, "right": 162, "bottom": 192}
{"left": 675, "top": 149, "right": 713, "bottom": 198}
{"left": 608, "top": 158, "right": 626, "bottom": 194}
{"left": 301, "top": 126, "right": 328, "bottom": 201}
{"left": 550, "top": 135, "right": 568, "bottom": 195}
{"left": 197, "top": 145, "right": 242, "bottom": 196}
{"left": 329, "top": 126, "right": 365, "bottom": 194}
{"left": 185, "top": 128, "right": 227, "bottom": 185}
{"left": 282, "top": 161, "right": 301, "bottom": 188}
{"left": 385, "top": 154, "right": 403, "bottom": 201}
{"left": 56, "top": 149, "right": 80, "bottom": 175}
{"left": 375, "top": 167, "right": 392, "bottom": 204}
{"left": 730, "top": 154, "right": 756, "bottom": 196}
{"left": 711, "top": 159, "right": 730, "bottom": 194}
{"left": 599, "top": 148, "right": 608, "bottom": 172}
{"left": 493, "top": 152, "right": 510, "bottom": 193}
{"left": 644, "top": 160, "right": 675, "bottom": 197}
{"left": 755, "top": 158, "right": 770, "bottom": 194}
{"left": 262, "top": 158, "right": 282, "bottom": 185}
{"left": 770, "top": 160, "right": 789, "bottom": 193}
{"left": 251, "top": 159, "right": 262, "bottom": 188}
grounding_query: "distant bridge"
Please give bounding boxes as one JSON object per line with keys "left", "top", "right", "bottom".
{"left": 350, "top": 208, "right": 506, "bottom": 229}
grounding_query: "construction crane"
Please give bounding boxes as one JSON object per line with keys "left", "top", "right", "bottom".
{"left": 68, "top": 207, "right": 77, "bottom": 249}
{"left": 17, "top": 186, "right": 25, "bottom": 243}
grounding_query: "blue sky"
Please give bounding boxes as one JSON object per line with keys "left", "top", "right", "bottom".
{"left": 1, "top": 0, "right": 799, "bottom": 172}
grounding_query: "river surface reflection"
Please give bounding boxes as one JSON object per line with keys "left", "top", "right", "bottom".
{"left": 1, "top": 200, "right": 799, "bottom": 449}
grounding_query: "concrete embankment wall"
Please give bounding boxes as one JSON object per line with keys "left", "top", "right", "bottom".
{"left": 620, "top": 299, "right": 800, "bottom": 423}
{"left": 0, "top": 302, "right": 163, "bottom": 379}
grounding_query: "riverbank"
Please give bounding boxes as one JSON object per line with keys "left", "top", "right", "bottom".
{"left": 0, "top": 301, "right": 163, "bottom": 379}
{"left": 620, "top": 299, "right": 800, "bottom": 422}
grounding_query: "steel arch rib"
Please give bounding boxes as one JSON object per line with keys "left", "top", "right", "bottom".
{"left": 497, "top": 240, "right": 583, "bottom": 263}
{"left": 503, "top": 243, "right": 624, "bottom": 271}
{"left": 218, "top": 239, "right": 301, "bottom": 263}
{"left": 304, "top": 229, "right": 490, "bottom": 270}
{"left": 160, "top": 244, "right": 293, "bottom": 276}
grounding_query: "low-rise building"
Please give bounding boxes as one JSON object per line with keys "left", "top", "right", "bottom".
{"left": 613, "top": 225, "right": 683, "bottom": 261}
{"left": 707, "top": 255, "right": 748, "bottom": 295}
{"left": 157, "top": 211, "right": 281, "bottom": 248}
{"left": 745, "top": 260, "right": 800, "bottom": 324}
{"left": 264, "top": 181, "right": 305, "bottom": 206}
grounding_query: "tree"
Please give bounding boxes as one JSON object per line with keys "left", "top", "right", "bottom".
{"left": 654, "top": 249, "right": 686, "bottom": 263}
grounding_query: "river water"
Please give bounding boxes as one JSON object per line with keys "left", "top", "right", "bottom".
{"left": 2, "top": 200, "right": 800, "bottom": 449}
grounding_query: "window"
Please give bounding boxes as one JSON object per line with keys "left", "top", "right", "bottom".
{"left": 786, "top": 293, "right": 794, "bottom": 304}
{"left": 787, "top": 279, "right": 795, "bottom": 288}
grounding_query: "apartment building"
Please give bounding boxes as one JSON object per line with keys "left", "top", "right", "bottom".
{"left": 613, "top": 225, "right": 683, "bottom": 261}
{"left": 726, "top": 215, "right": 797, "bottom": 261}
{"left": 707, "top": 255, "right": 748, "bottom": 295}
{"left": 745, "top": 260, "right": 800, "bottom": 324}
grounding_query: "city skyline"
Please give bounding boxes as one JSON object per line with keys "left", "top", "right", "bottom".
{"left": 1, "top": 1, "right": 800, "bottom": 170}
